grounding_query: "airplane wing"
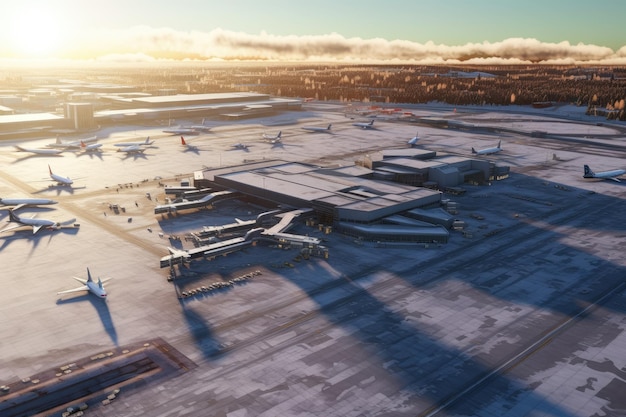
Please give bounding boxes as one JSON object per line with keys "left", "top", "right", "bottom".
{"left": 32, "top": 225, "right": 44, "bottom": 234}
{"left": 57, "top": 285, "right": 88, "bottom": 295}
{"left": 0, "top": 224, "right": 23, "bottom": 233}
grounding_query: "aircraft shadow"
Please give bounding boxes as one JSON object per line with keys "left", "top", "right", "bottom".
{"left": 75, "top": 151, "right": 104, "bottom": 160}
{"left": 56, "top": 295, "right": 118, "bottom": 346}
{"left": 178, "top": 299, "right": 221, "bottom": 360}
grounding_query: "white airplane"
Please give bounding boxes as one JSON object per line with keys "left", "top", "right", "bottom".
{"left": 163, "top": 126, "right": 199, "bottom": 135}
{"left": 583, "top": 164, "right": 626, "bottom": 182}
{"left": 15, "top": 145, "right": 63, "bottom": 155}
{"left": 262, "top": 131, "right": 282, "bottom": 143}
{"left": 408, "top": 131, "right": 420, "bottom": 146}
{"left": 472, "top": 140, "right": 502, "bottom": 155}
{"left": 2, "top": 209, "right": 73, "bottom": 234}
{"left": 163, "top": 119, "right": 212, "bottom": 135}
{"left": 113, "top": 137, "right": 154, "bottom": 147}
{"left": 302, "top": 124, "right": 332, "bottom": 133}
{"left": 0, "top": 197, "right": 57, "bottom": 211}
{"left": 190, "top": 118, "right": 213, "bottom": 133}
{"left": 117, "top": 144, "right": 146, "bottom": 154}
{"left": 57, "top": 268, "right": 110, "bottom": 299}
{"left": 48, "top": 165, "right": 73, "bottom": 185}
{"left": 352, "top": 120, "right": 375, "bottom": 129}
{"left": 80, "top": 140, "right": 103, "bottom": 152}
{"left": 48, "top": 136, "right": 98, "bottom": 149}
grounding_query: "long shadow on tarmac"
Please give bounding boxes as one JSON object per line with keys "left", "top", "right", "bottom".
{"left": 265, "top": 173, "right": 626, "bottom": 415}
{"left": 56, "top": 295, "right": 119, "bottom": 346}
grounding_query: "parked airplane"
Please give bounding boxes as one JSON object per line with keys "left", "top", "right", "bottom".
{"left": 352, "top": 120, "right": 375, "bottom": 129}
{"left": 0, "top": 197, "right": 57, "bottom": 211}
{"left": 163, "top": 126, "right": 199, "bottom": 135}
{"left": 117, "top": 144, "right": 146, "bottom": 154}
{"left": 262, "top": 131, "right": 282, "bottom": 143}
{"left": 113, "top": 137, "right": 154, "bottom": 147}
{"left": 48, "top": 165, "right": 73, "bottom": 185}
{"left": 232, "top": 143, "right": 248, "bottom": 150}
{"left": 57, "top": 268, "right": 110, "bottom": 299}
{"left": 583, "top": 164, "right": 626, "bottom": 182}
{"left": 48, "top": 136, "right": 98, "bottom": 149}
{"left": 190, "top": 118, "right": 213, "bottom": 133}
{"left": 15, "top": 145, "right": 63, "bottom": 155}
{"left": 2, "top": 209, "right": 73, "bottom": 234}
{"left": 80, "top": 140, "right": 103, "bottom": 151}
{"left": 408, "top": 131, "right": 420, "bottom": 146}
{"left": 472, "top": 140, "right": 502, "bottom": 155}
{"left": 163, "top": 119, "right": 213, "bottom": 135}
{"left": 302, "top": 124, "right": 332, "bottom": 133}
{"left": 180, "top": 136, "right": 201, "bottom": 152}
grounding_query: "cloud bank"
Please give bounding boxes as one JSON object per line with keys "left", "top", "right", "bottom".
{"left": 75, "top": 27, "right": 626, "bottom": 65}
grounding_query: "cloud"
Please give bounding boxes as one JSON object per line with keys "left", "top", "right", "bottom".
{"left": 71, "top": 27, "right": 626, "bottom": 64}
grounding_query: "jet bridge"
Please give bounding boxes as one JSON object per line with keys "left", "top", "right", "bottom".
{"left": 154, "top": 190, "right": 237, "bottom": 214}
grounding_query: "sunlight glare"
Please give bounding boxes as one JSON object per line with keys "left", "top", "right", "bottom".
{"left": 10, "top": 7, "right": 64, "bottom": 58}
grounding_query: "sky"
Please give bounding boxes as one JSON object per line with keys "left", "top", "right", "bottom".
{"left": 2, "top": 0, "right": 626, "bottom": 65}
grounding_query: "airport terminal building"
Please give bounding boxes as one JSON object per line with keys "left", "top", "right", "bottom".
{"left": 192, "top": 146, "right": 509, "bottom": 243}
{"left": 195, "top": 160, "right": 449, "bottom": 243}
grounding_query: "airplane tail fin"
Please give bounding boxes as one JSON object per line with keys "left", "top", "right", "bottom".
{"left": 145, "top": 137, "right": 150, "bottom": 144}
{"left": 181, "top": 136, "right": 187, "bottom": 145}
{"left": 87, "top": 268, "right": 93, "bottom": 282}
{"left": 328, "top": 124, "right": 332, "bottom": 130}
{"left": 277, "top": 131, "right": 282, "bottom": 138}
{"left": 584, "top": 164, "right": 594, "bottom": 177}
{"left": 7, "top": 209, "right": 20, "bottom": 223}
{"left": 471, "top": 147, "right": 477, "bottom": 154}
{"left": 497, "top": 140, "right": 502, "bottom": 149}
{"left": 369, "top": 120, "right": 374, "bottom": 125}
{"left": 48, "top": 164, "right": 53, "bottom": 175}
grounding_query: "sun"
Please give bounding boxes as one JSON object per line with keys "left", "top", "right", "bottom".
{"left": 9, "top": 7, "right": 65, "bottom": 58}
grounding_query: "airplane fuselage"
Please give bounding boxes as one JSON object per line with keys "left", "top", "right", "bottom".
{"left": 114, "top": 137, "right": 154, "bottom": 147}
{"left": 0, "top": 198, "right": 57, "bottom": 207}
{"left": 583, "top": 165, "right": 625, "bottom": 182}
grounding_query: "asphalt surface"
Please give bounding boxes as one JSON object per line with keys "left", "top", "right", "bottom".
{"left": 1, "top": 103, "right": 626, "bottom": 416}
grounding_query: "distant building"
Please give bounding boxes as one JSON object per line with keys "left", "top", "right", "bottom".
{"left": 65, "top": 102, "right": 95, "bottom": 130}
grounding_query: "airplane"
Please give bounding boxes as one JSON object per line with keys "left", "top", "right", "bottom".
{"left": 15, "top": 145, "right": 63, "bottom": 155}
{"left": 408, "top": 131, "right": 420, "bottom": 146}
{"left": 262, "top": 131, "right": 282, "bottom": 143}
{"left": 180, "top": 136, "right": 200, "bottom": 151}
{"left": 163, "top": 126, "right": 199, "bottom": 135}
{"left": 57, "top": 268, "right": 110, "bottom": 299}
{"left": 0, "top": 197, "right": 57, "bottom": 211}
{"left": 163, "top": 119, "right": 212, "bottom": 135}
{"left": 231, "top": 143, "right": 248, "bottom": 150}
{"left": 189, "top": 118, "right": 213, "bottom": 133}
{"left": 302, "top": 124, "right": 332, "bottom": 133}
{"left": 48, "top": 136, "right": 98, "bottom": 149}
{"left": 583, "top": 164, "right": 626, "bottom": 182}
{"left": 48, "top": 165, "right": 73, "bottom": 185}
{"left": 2, "top": 209, "right": 73, "bottom": 234}
{"left": 117, "top": 144, "right": 146, "bottom": 154}
{"left": 80, "top": 140, "right": 103, "bottom": 152}
{"left": 472, "top": 140, "right": 502, "bottom": 155}
{"left": 113, "top": 137, "right": 154, "bottom": 147}
{"left": 352, "top": 120, "right": 375, "bottom": 129}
